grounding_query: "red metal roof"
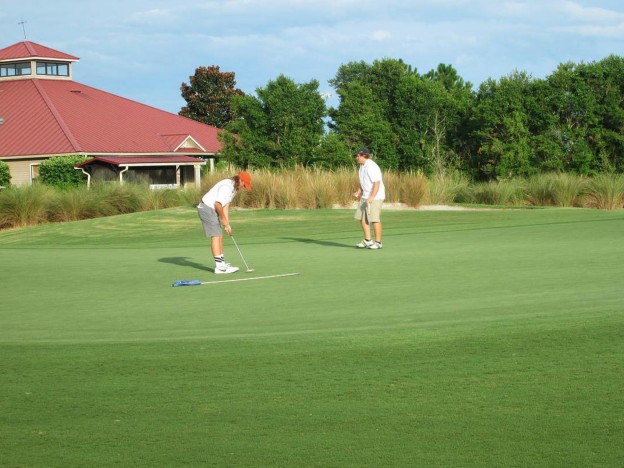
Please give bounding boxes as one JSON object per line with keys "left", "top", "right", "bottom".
{"left": 0, "top": 41, "right": 223, "bottom": 159}
{"left": 0, "top": 78, "right": 223, "bottom": 158}
{"left": 0, "top": 41, "right": 79, "bottom": 62}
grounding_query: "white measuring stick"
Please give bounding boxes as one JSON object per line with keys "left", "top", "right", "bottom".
{"left": 201, "top": 272, "right": 300, "bottom": 285}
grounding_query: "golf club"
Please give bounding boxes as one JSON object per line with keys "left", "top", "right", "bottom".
{"left": 230, "top": 235, "right": 254, "bottom": 272}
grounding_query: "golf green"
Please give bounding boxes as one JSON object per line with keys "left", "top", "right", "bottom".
{"left": 1, "top": 207, "right": 623, "bottom": 466}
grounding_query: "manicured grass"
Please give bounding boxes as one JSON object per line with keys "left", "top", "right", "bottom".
{"left": 1, "top": 207, "right": 623, "bottom": 466}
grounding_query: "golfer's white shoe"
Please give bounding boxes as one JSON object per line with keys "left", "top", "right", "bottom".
{"left": 356, "top": 239, "right": 374, "bottom": 248}
{"left": 215, "top": 263, "right": 239, "bottom": 274}
{"left": 368, "top": 241, "right": 383, "bottom": 250}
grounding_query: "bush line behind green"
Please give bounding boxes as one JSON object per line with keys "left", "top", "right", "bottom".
{"left": 1, "top": 171, "right": 624, "bottom": 230}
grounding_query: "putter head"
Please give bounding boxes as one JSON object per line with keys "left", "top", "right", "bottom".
{"left": 246, "top": 268, "right": 255, "bottom": 273}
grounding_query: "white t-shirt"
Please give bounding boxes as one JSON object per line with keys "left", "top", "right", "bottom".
{"left": 201, "top": 178, "right": 236, "bottom": 209}
{"left": 359, "top": 159, "right": 385, "bottom": 200}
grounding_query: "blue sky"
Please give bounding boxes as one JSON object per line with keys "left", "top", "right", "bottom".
{"left": 2, "top": 1, "right": 623, "bottom": 114}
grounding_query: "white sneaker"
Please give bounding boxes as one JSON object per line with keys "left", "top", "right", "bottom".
{"left": 215, "top": 263, "right": 239, "bottom": 274}
{"left": 368, "top": 242, "right": 383, "bottom": 250}
{"left": 356, "top": 239, "right": 374, "bottom": 248}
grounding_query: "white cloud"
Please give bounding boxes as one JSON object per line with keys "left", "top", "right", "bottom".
{"left": 557, "top": 1, "right": 624, "bottom": 23}
{"left": 3, "top": 0, "right": 622, "bottom": 112}
{"left": 371, "top": 30, "right": 392, "bottom": 41}
{"left": 554, "top": 22, "right": 624, "bottom": 38}
{"left": 128, "top": 8, "right": 177, "bottom": 23}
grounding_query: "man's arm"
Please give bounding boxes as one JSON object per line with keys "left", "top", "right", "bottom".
{"left": 367, "top": 181, "right": 380, "bottom": 203}
{"left": 214, "top": 201, "right": 232, "bottom": 235}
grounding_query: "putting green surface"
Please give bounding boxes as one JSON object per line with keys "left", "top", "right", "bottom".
{"left": 1, "top": 207, "right": 623, "bottom": 466}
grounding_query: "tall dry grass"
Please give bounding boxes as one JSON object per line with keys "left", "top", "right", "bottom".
{"left": 459, "top": 179, "right": 526, "bottom": 206}
{"left": 584, "top": 174, "right": 624, "bottom": 209}
{"left": 2, "top": 170, "right": 624, "bottom": 231}
{"left": 233, "top": 168, "right": 359, "bottom": 209}
{"left": 525, "top": 173, "right": 588, "bottom": 207}
{"left": 428, "top": 173, "right": 470, "bottom": 205}
{"left": 0, "top": 184, "right": 54, "bottom": 228}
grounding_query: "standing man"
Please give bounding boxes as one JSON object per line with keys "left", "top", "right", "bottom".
{"left": 197, "top": 171, "right": 252, "bottom": 273}
{"left": 353, "top": 148, "right": 385, "bottom": 249}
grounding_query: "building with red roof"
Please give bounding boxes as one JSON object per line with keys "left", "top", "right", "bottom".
{"left": 0, "top": 41, "right": 222, "bottom": 187}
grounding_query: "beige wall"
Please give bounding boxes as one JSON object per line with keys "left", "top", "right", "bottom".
{"left": 3, "top": 158, "right": 45, "bottom": 186}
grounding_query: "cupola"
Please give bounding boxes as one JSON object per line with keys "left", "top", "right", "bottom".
{"left": 0, "top": 41, "right": 79, "bottom": 81}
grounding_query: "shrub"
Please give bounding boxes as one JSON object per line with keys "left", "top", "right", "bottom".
{"left": 525, "top": 173, "right": 588, "bottom": 207}
{"left": 583, "top": 174, "right": 624, "bottom": 210}
{"left": 0, "top": 184, "right": 54, "bottom": 229}
{"left": 465, "top": 180, "right": 525, "bottom": 206}
{"left": 48, "top": 186, "right": 99, "bottom": 222}
{"left": 91, "top": 183, "right": 147, "bottom": 215}
{"left": 142, "top": 188, "right": 185, "bottom": 211}
{"left": 395, "top": 171, "right": 428, "bottom": 207}
{"left": 39, "top": 155, "right": 89, "bottom": 189}
{"left": 2, "top": 169, "right": 624, "bottom": 232}
{"left": 429, "top": 172, "right": 470, "bottom": 205}
{"left": 552, "top": 174, "right": 588, "bottom": 207}
{"left": 0, "top": 161, "right": 11, "bottom": 187}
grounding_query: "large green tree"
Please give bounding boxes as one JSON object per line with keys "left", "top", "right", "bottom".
{"left": 394, "top": 66, "right": 474, "bottom": 174}
{"left": 546, "top": 56, "right": 624, "bottom": 173}
{"left": 197, "top": 53, "right": 624, "bottom": 177}
{"left": 179, "top": 66, "right": 244, "bottom": 128}
{"left": 328, "top": 59, "right": 415, "bottom": 169}
{"left": 220, "top": 75, "right": 326, "bottom": 168}
{"left": 329, "top": 81, "right": 398, "bottom": 169}
{"left": 467, "top": 71, "right": 537, "bottom": 179}
{"left": 330, "top": 60, "right": 472, "bottom": 173}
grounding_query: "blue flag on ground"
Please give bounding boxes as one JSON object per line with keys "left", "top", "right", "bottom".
{"left": 172, "top": 280, "right": 202, "bottom": 287}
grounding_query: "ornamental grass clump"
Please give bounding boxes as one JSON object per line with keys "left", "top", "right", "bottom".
{"left": 396, "top": 171, "right": 428, "bottom": 207}
{"left": 0, "top": 184, "right": 54, "bottom": 229}
{"left": 429, "top": 172, "right": 470, "bottom": 205}
{"left": 141, "top": 188, "right": 184, "bottom": 211}
{"left": 466, "top": 179, "right": 525, "bottom": 206}
{"left": 525, "top": 173, "right": 588, "bottom": 207}
{"left": 49, "top": 186, "right": 100, "bottom": 222}
{"left": 583, "top": 173, "right": 624, "bottom": 210}
{"left": 92, "top": 183, "right": 147, "bottom": 215}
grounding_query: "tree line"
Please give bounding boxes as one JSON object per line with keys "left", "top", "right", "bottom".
{"left": 179, "top": 55, "right": 624, "bottom": 180}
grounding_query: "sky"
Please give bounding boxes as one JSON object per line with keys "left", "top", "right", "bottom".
{"left": 2, "top": 0, "right": 624, "bottom": 114}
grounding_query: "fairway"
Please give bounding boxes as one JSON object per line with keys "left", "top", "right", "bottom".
{"left": 1, "top": 207, "right": 623, "bottom": 466}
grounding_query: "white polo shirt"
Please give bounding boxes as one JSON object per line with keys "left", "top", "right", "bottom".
{"left": 201, "top": 179, "right": 236, "bottom": 209}
{"left": 359, "top": 159, "right": 385, "bottom": 200}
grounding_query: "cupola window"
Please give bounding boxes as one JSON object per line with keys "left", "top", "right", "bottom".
{"left": 0, "top": 61, "right": 32, "bottom": 77}
{"left": 36, "top": 61, "right": 69, "bottom": 77}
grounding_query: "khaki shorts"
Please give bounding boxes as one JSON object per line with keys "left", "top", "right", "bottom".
{"left": 197, "top": 203, "right": 222, "bottom": 237}
{"left": 354, "top": 200, "right": 383, "bottom": 223}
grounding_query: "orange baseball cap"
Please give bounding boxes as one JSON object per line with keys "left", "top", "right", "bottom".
{"left": 238, "top": 171, "right": 252, "bottom": 190}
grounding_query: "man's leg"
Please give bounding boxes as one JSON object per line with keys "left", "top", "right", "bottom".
{"left": 361, "top": 216, "right": 371, "bottom": 240}
{"left": 211, "top": 235, "right": 238, "bottom": 273}
{"left": 372, "top": 221, "right": 382, "bottom": 243}
{"left": 368, "top": 201, "right": 383, "bottom": 249}
{"left": 211, "top": 235, "right": 223, "bottom": 257}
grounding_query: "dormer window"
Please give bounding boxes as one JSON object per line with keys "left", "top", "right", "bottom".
{"left": 0, "top": 61, "right": 32, "bottom": 77}
{"left": 36, "top": 61, "right": 69, "bottom": 77}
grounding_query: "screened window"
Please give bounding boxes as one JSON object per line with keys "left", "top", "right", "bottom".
{"left": 0, "top": 62, "right": 32, "bottom": 77}
{"left": 36, "top": 62, "right": 69, "bottom": 76}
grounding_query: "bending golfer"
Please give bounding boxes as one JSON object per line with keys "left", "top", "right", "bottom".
{"left": 197, "top": 171, "right": 252, "bottom": 274}
{"left": 353, "top": 148, "right": 385, "bottom": 249}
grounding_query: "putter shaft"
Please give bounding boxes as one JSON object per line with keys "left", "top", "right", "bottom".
{"left": 230, "top": 235, "right": 253, "bottom": 272}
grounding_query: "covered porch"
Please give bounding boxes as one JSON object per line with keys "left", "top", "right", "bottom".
{"left": 75, "top": 156, "right": 207, "bottom": 189}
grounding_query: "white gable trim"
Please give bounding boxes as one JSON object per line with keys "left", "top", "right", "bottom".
{"left": 174, "top": 135, "right": 206, "bottom": 153}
